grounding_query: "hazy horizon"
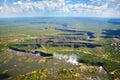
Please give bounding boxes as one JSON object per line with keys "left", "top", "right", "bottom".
{"left": 0, "top": 16, "right": 120, "bottom": 19}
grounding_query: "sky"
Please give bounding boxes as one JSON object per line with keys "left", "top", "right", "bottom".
{"left": 0, "top": 0, "right": 120, "bottom": 18}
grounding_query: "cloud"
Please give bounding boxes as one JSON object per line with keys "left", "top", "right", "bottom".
{"left": 13, "top": 1, "right": 22, "bottom": 5}
{"left": 13, "top": 1, "right": 61, "bottom": 11}
{"left": 60, "top": 6, "right": 70, "bottom": 12}
{"left": 0, "top": 0, "right": 120, "bottom": 17}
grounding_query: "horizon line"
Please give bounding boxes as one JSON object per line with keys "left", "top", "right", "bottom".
{"left": 0, "top": 16, "right": 120, "bottom": 19}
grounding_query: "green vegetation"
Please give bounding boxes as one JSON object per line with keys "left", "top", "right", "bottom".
{"left": 0, "top": 17, "right": 120, "bottom": 80}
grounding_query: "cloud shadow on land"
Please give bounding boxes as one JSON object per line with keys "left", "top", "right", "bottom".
{"left": 108, "top": 19, "right": 120, "bottom": 25}
{"left": 0, "top": 73, "right": 10, "bottom": 80}
{"left": 101, "top": 29, "right": 120, "bottom": 38}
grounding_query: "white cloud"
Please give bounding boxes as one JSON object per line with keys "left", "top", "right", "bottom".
{"left": 0, "top": 0, "right": 120, "bottom": 17}
{"left": 13, "top": 1, "right": 23, "bottom": 5}
{"left": 60, "top": 6, "right": 70, "bottom": 12}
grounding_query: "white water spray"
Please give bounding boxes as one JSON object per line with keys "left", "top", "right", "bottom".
{"left": 53, "top": 53, "right": 79, "bottom": 65}
{"left": 99, "top": 66, "right": 103, "bottom": 72}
